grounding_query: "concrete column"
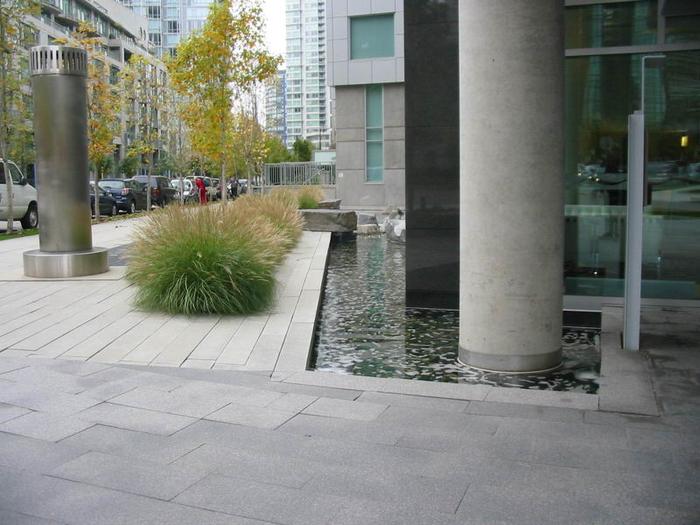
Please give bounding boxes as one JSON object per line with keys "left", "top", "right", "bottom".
{"left": 458, "top": 0, "right": 565, "bottom": 372}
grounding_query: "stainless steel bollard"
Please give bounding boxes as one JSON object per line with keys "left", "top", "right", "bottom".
{"left": 23, "top": 46, "right": 108, "bottom": 278}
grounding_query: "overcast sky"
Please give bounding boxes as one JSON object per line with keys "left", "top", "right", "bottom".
{"left": 262, "top": 0, "right": 286, "bottom": 62}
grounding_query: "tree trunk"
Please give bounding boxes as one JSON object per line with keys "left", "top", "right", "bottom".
{"left": 0, "top": 22, "right": 14, "bottom": 235}
{"left": 179, "top": 172, "right": 184, "bottom": 205}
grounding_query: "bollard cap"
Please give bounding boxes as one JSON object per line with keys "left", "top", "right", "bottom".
{"left": 30, "top": 46, "right": 87, "bottom": 77}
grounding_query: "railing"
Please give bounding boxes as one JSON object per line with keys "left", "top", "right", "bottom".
{"left": 262, "top": 161, "right": 336, "bottom": 187}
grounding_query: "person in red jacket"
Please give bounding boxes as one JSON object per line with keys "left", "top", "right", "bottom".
{"left": 195, "top": 177, "right": 207, "bottom": 204}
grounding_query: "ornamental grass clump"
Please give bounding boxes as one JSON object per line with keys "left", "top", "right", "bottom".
{"left": 233, "top": 193, "right": 304, "bottom": 250}
{"left": 127, "top": 203, "right": 287, "bottom": 315}
{"left": 296, "top": 185, "right": 324, "bottom": 209}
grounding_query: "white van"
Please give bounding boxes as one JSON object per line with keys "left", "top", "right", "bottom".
{"left": 0, "top": 159, "right": 39, "bottom": 229}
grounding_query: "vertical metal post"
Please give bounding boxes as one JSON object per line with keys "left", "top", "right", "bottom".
{"left": 623, "top": 110, "right": 645, "bottom": 351}
{"left": 23, "top": 46, "right": 108, "bottom": 278}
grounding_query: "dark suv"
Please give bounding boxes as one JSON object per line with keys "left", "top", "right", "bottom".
{"left": 98, "top": 178, "right": 148, "bottom": 213}
{"left": 132, "top": 175, "right": 177, "bottom": 207}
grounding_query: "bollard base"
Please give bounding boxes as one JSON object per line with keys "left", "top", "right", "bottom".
{"left": 23, "top": 248, "right": 109, "bottom": 278}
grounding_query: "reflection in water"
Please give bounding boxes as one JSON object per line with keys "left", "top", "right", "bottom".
{"left": 311, "top": 235, "right": 600, "bottom": 394}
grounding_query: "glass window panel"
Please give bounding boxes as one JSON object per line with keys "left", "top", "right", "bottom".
{"left": 366, "top": 85, "right": 383, "bottom": 129}
{"left": 565, "top": 1, "right": 657, "bottom": 49}
{"left": 367, "top": 166, "right": 383, "bottom": 183}
{"left": 351, "top": 14, "right": 394, "bottom": 59}
{"left": 367, "top": 141, "right": 383, "bottom": 169}
{"left": 366, "top": 128, "right": 383, "bottom": 141}
{"left": 564, "top": 50, "right": 700, "bottom": 300}
{"left": 665, "top": 15, "right": 700, "bottom": 43}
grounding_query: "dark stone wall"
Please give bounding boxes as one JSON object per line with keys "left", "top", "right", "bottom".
{"left": 404, "top": 0, "right": 460, "bottom": 309}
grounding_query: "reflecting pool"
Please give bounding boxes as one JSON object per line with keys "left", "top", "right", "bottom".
{"left": 311, "top": 235, "right": 600, "bottom": 394}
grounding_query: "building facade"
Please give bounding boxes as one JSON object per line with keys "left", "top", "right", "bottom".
{"left": 285, "top": 0, "right": 331, "bottom": 150}
{"left": 117, "top": 0, "right": 213, "bottom": 59}
{"left": 265, "top": 69, "right": 288, "bottom": 143}
{"left": 29, "top": 0, "right": 170, "bottom": 173}
{"left": 328, "top": 0, "right": 700, "bottom": 309}
{"left": 326, "top": 0, "right": 405, "bottom": 210}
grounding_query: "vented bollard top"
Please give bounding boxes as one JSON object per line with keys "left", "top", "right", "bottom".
{"left": 30, "top": 46, "right": 87, "bottom": 77}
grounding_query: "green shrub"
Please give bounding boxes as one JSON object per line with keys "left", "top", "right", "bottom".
{"left": 296, "top": 186, "right": 324, "bottom": 209}
{"left": 127, "top": 203, "right": 290, "bottom": 315}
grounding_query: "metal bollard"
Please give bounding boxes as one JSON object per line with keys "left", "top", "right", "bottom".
{"left": 23, "top": 46, "right": 108, "bottom": 278}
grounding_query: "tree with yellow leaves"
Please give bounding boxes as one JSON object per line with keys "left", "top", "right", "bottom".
{"left": 56, "top": 22, "right": 120, "bottom": 222}
{"left": 169, "top": 0, "right": 280, "bottom": 203}
{"left": 119, "top": 54, "right": 163, "bottom": 211}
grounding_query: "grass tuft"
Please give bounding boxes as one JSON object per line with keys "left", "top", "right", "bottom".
{"left": 296, "top": 186, "right": 324, "bottom": 209}
{"left": 126, "top": 197, "right": 302, "bottom": 315}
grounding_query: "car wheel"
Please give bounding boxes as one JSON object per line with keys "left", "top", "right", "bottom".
{"left": 111, "top": 204, "right": 118, "bottom": 216}
{"left": 20, "top": 203, "right": 39, "bottom": 229}
{"left": 128, "top": 200, "right": 136, "bottom": 214}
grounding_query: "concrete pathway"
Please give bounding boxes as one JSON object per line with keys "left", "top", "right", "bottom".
{"left": 0, "top": 218, "right": 329, "bottom": 374}
{"left": 0, "top": 313, "right": 698, "bottom": 525}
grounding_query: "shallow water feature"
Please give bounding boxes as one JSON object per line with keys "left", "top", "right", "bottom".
{"left": 311, "top": 235, "right": 601, "bottom": 394}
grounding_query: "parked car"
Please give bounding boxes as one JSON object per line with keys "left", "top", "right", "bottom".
{"left": 98, "top": 178, "right": 148, "bottom": 213}
{"left": 89, "top": 186, "right": 118, "bottom": 217}
{"left": 211, "top": 178, "right": 222, "bottom": 200}
{"left": 170, "top": 178, "right": 199, "bottom": 203}
{"left": 0, "top": 158, "right": 39, "bottom": 229}
{"left": 132, "top": 175, "right": 177, "bottom": 207}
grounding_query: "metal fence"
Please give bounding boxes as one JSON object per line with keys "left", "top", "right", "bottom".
{"left": 262, "top": 162, "right": 336, "bottom": 187}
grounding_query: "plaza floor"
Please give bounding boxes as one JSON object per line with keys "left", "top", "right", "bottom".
{"left": 0, "top": 219, "right": 698, "bottom": 524}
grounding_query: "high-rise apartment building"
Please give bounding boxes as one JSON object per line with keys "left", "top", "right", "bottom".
{"left": 265, "top": 70, "right": 288, "bottom": 143}
{"left": 285, "top": 0, "right": 331, "bottom": 150}
{"left": 118, "top": 0, "right": 214, "bottom": 58}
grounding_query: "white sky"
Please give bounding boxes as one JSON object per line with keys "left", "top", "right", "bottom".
{"left": 262, "top": 0, "right": 286, "bottom": 62}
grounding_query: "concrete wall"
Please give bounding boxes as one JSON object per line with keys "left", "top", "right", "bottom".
{"left": 335, "top": 83, "right": 405, "bottom": 210}
{"left": 327, "top": 0, "right": 404, "bottom": 87}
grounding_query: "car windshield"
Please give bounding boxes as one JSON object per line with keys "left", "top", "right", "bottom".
{"left": 99, "top": 180, "right": 125, "bottom": 190}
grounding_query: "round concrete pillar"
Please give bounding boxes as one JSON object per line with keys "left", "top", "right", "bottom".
{"left": 458, "top": 0, "right": 565, "bottom": 372}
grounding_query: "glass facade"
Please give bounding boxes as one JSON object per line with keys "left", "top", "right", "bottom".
{"left": 564, "top": 2, "right": 700, "bottom": 302}
{"left": 350, "top": 14, "right": 394, "bottom": 59}
{"left": 366, "top": 85, "right": 383, "bottom": 182}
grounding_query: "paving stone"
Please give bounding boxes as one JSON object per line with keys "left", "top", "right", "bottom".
{"left": 0, "top": 366, "right": 103, "bottom": 395}
{"left": 266, "top": 393, "right": 317, "bottom": 413}
{"left": 171, "top": 442, "right": 318, "bottom": 489}
{"left": 302, "top": 468, "right": 468, "bottom": 514}
{"left": 77, "top": 402, "right": 196, "bottom": 435}
{"left": 465, "top": 400, "right": 584, "bottom": 422}
{"left": 181, "top": 359, "right": 215, "bottom": 369}
{"left": 484, "top": 386, "right": 599, "bottom": 410}
{"left": 357, "top": 391, "right": 469, "bottom": 412}
{"left": 378, "top": 405, "right": 501, "bottom": 435}
{"left": 278, "top": 413, "right": 402, "bottom": 446}
{"left": 0, "top": 509, "right": 62, "bottom": 524}
{"left": 109, "top": 384, "right": 231, "bottom": 418}
{"left": 0, "top": 432, "right": 85, "bottom": 473}
{"left": 174, "top": 473, "right": 348, "bottom": 525}
{"left": 50, "top": 451, "right": 209, "bottom": 501}
{"left": 60, "top": 424, "right": 202, "bottom": 464}
{"left": 0, "top": 466, "right": 263, "bottom": 525}
{"left": 330, "top": 503, "right": 464, "bottom": 525}
{"left": 598, "top": 373, "right": 659, "bottom": 416}
{"left": 302, "top": 397, "right": 388, "bottom": 421}
{"left": 496, "top": 418, "right": 629, "bottom": 448}
{"left": 205, "top": 403, "right": 295, "bottom": 430}
{"left": 0, "top": 411, "right": 94, "bottom": 442}
{"left": 0, "top": 381, "right": 101, "bottom": 416}
{"left": 0, "top": 403, "right": 31, "bottom": 423}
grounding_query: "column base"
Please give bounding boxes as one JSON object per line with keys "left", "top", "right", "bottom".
{"left": 24, "top": 248, "right": 109, "bottom": 278}
{"left": 458, "top": 348, "right": 562, "bottom": 374}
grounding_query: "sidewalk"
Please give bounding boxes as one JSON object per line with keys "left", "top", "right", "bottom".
{"left": 0, "top": 219, "right": 698, "bottom": 524}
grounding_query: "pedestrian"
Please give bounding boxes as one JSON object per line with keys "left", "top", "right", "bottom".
{"left": 195, "top": 176, "right": 207, "bottom": 204}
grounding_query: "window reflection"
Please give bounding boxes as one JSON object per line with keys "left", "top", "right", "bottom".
{"left": 566, "top": 0, "right": 657, "bottom": 49}
{"left": 565, "top": 51, "right": 700, "bottom": 299}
